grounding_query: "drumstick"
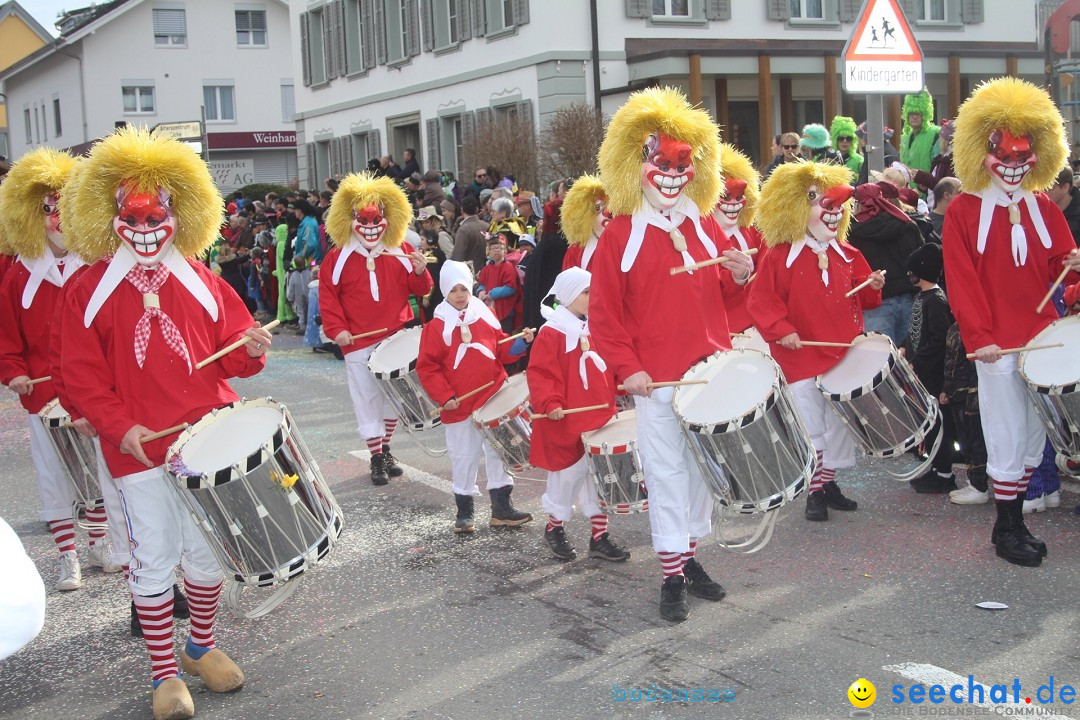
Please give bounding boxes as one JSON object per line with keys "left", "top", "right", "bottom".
{"left": 845, "top": 270, "right": 886, "bottom": 298}
{"left": 1036, "top": 266, "right": 1072, "bottom": 313}
{"left": 349, "top": 327, "right": 388, "bottom": 342}
{"left": 428, "top": 380, "right": 496, "bottom": 416}
{"left": 530, "top": 403, "right": 610, "bottom": 420}
{"left": 194, "top": 319, "right": 281, "bottom": 370}
{"left": 669, "top": 247, "right": 759, "bottom": 276}
{"left": 140, "top": 424, "right": 188, "bottom": 444}
{"left": 26, "top": 376, "right": 52, "bottom": 386}
{"left": 800, "top": 340, "right": 856, "bottom": 348}
{"left": 965, "top": 342, "right": 1064, "bottom": 360}
{"left": 731, "top": 332, "right": 751, "bottom": 339}
{"left": 498, "top": 328, "right": 535, "bottom": 345}
{"left": 616, "top": 379, "right": 709, "bottom": 391}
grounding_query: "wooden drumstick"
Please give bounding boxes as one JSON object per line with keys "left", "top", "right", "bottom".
{"left": 26, "top": 376, "right": 52, "bottom": 386}
{"left": 1036, "top": 266, "right": 1072, "bottom": 314}
{"left": 731, "top": 332, "right": 751, "bottom": 339}
{"left": 349, "top": 327, "right": 388, "bottom": 342}
{"left": 616, "top": 379, "right": 709, "bottom": 391}
{"left": 845, "top": 270, "right": 886, "bottom": 299}
{"left": 669, "top": 247, "right": 759, "bottom": 276}
{"left": 800, "top": 340, "right": 857, "bottom": 349}
{"left": 140, "top": 424, "right": 188, "bottom": 444}
{"left": 429, "top": 380, "right": 496, "bottom": 416}
{"left": 965, "top": 342, "right": 1064, "bottom": 360}
{"left": 530, "top": 403, "right": 610, "bottom": 420}
{"left": 498, "top": 328, "right": 535, "bottom": 345}
{"left": 194, "top": 319, "right": 281, "bottom": 370}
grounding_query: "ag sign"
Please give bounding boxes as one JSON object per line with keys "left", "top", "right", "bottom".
{"left": 209, "top": 158, "right": 254, "bottom": 191}
{"left": 843, "top": 0, "right": 924, "bottom": 94}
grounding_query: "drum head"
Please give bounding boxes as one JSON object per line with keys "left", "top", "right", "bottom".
{"left": 1021, "top": 315, "right": 1080, "bottom": 389}
{"left": 40, "top": 398, "right": 68, "bottom": 422}
{"left": 475, "top": 374, "right": 528, "bottom": 423}
{"left": 583, "top": 410, "right": 637, "bottom": 449}
{"left": 368, "top": 327, "right": 422, "bottom": 373}
{"left": 731, "top": 326, "right": 771, "bottom": 356}
{"left": 675, "top": 351, "right": 777, "bottom": 425}
{"left": 177, "top": 401, "right": 284, "bottom": 474}
{"left": 818, "top": 334, "right": 893, "bottom": 395}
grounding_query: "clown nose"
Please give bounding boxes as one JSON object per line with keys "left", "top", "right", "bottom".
{"left": 724, "top": 177, "right": 748, "bottom": 198}
{"left": 821, "top": 185, "right": 854, "bottom": 208}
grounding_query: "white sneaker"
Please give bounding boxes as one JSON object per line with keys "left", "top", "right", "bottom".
{"left": 1023, "top": 495, "right": 1046, "bottom": 514}
{"left": 949, "top": 485, "right": 990, "bottom": 505}
{"left": 87, "top": 543, "right": 122, "bottom": 573}
{"left": 1044, "top": 490, "right": 1061, "bottom": 509}
{"left": 56, "top": 552, "right": 82, "bottom": 591}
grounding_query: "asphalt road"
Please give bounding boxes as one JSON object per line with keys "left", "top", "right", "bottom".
{"left": 2, "top": 333, "right": 1079, "bottom": 720}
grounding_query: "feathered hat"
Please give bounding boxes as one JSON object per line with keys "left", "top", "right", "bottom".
{"left": 560, "top": 174, "right": 606, "bottom": 248}
{"left": 0, "top": 147, "right": 79, "bottom": 259}
{"left": 829, "top": 116, "right": 859, "bottom": 150}
{"left": 325, "top": 173, "right": 413, "bottom": 249}
{"left": 718, "top": 143, "right": 760, "bottom": 228}
{"left": 800, "top": 123, "right": 831, "bottom": 150}
{"left": 902, "top": 89, "right": 935, "bottom": 126}
{"left": 756, "top": 161, "right": 854, "bottom": 247}
{"left": 598, "top": 86, "right": 721, "bottom": 215}
{"left": 952, "top": 77, "right": 1066, "bottom": 193}
{"left": 67, "top": 126, "right": 223, "bottom": 262}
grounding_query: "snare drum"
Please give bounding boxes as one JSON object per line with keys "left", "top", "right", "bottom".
{"left": 369, "top": 327, "right": 442, "bottom": 431}
{"left": 731, "top": 326, "right": 771, "bottom": 356}
{"left": 165, "top": 397, "right": 343, "bottom": 592}
{"left": 582, "top": 411, "right": 648, "bottom": 514}
{"left": 1019, "top": 315, "right": 1080, "bottom": 462}
{"left": 39, "top": 399, "right": 103, "bottom": 509}
{"left": 472, "top": 374, "right": 532, "bottom": 473}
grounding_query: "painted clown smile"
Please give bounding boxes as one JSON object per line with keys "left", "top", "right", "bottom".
{"left": 354, "top": 223, "right": 384, "bottom": 241}
{"left": 992, "top": 162, "right": 1032, "bottom": 185}
{"left": 718, "top": 198, "right": 746, "bottom": 221}
{"left": 648, "top": 171, "right": 690, "bottom": 198}
{"left": 820, "top": 208, "right": 843, "bottom": 231}
{"left": 118, "top": 226, "right": 173, "bottom": 256}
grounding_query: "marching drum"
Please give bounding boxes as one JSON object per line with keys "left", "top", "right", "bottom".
{"left": 472, "top": 374, "right": 533, "bottom": 474}
{"left": 39, "top": 399, "right": 103, "bottom": 510}
{"left": 1019, "top": 315, "right": 1080, "bottom": 462}
{"left": 165, "top": 397, "right": 343, "bottom": 617}
{"left": 369, "top": 326, "right": 443, "bottom": 432}
{"left": 582, "top": 411, "right": 648, "bottom": 515}
{"left": 731, "top": 326, "right": 771, "bottom": 356}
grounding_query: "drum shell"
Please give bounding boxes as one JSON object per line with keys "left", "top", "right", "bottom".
{"left": 1019, "top": 316, "right": 1080, "bottom": 461}
{"left": 475, "top": 408, "right": 532, "bottom": 472}
{"left": 39, "top": 400, "right": 103, "bottom": 507}
{"left": 369, "top": 328, "right": 442, "bottom": 432}
{"left": 582, "top": 412, "right": 648, "bottom": 515}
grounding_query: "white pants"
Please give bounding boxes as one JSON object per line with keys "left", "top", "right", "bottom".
{"left": 344, "top": 345, "right": 395, "bottom": 440}
{"left": 444, "top": 419, "right": 512, "bottom": 496}
{"left": 94, "top": 438, "right": 131, "bottom": 567}
{"left": 634, "top": 388, "right": 712, "bottom": 554}
{"left": 790, "top": 379, "right": 858, "bottom": 470}
{"left": 116, "top": 466, "right": 222, "bottom": 597}
{"left": 542, "top": 455, "right": 601, "bottom": 522}
{"left": 27, "top": 415, "right": 75, "bottom": 523}
{"left": 976, "top": 356, "right": 1046, "bottom": 483}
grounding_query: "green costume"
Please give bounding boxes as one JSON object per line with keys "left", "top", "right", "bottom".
{"left": 830, "top": 115, "right": 863, "bottom": 182}
{"left": 275, "top": 222, "right": 297, "bottom": 323}
{"left": 899, "top": 90, "right": 940, "bottom": 174}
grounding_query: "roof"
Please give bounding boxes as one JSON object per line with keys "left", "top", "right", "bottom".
{"left": 56, "top": 1, "right": 130, "bottom": 36}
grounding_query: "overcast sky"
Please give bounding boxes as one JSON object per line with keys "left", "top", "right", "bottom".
{"left": 23, "top": 0, "right": 68, "bottom": 37}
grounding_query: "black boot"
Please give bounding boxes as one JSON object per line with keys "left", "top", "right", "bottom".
{"left": 453, "top": 494, "right": 475, "bottom": 534}
{"left": 805, "top": 490, "right": 828, "bottom": 521}
{"left": 1010, "top": 496, "right": 1047, "bottom": 558}
{"left": 659, "top": 575, "right": 689, "bottom": 622}
{"left": 130, "top": 601, "right": 143, "bottom": 638}
{"left": 822, "top": 480, "right": 858, "bottom": 511}
{"left": 588, "top": 532, "right": 630, "bottom": 562}
{"left": 370, "top": 453, "right": 390, "bottom": 486}
{"left": 683, "top": 557, "right": 726, "bottom": 601}
{"left": 909, "top": 470, "right": 958, "bottom": 494}
{"left": 544, "top": 525, "right": 576, "bottom": 560}
{"left": 382, "top": 444, "right": 404, "bottom": 477}
{"left": 992, "top": 499, "right": 1042, "bottom": 567}
{"left": 489, "top": 485, "right": 532, "bottom": 527}
{"left": 172, "top": 583, "right": 189, "bottom": 619}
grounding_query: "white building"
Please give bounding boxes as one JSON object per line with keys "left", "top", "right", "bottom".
{"left": 290, "top": 0, "right": 1043, "bottom": 186}
{"left": 1, "top": 0, "right": 299, "bottom": 190}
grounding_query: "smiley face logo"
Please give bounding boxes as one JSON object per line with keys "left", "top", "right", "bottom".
{"left": 848, "top": 678, "right": 876, "bottom": 708}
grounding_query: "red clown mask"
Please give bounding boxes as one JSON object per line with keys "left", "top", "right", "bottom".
{"left": 640, "top": 133, "right": 695, "bottom": 212}
{"left": 113, "top": 184, "right": 176, "bottom": 266}
{"left": 984, "top": 129, "right": 1036, "bottom": 194}
{"left": 713, "top": 177, "right": 748, "bottom": 230}
{"left": 593, "top": 198, "right": 612, "bottom": 239}
{"left": 43, "top": 192, "right": 65, "bottom": 250}
{"left": 806, "top": 184, "right": 852, "bottom": 244}
{"left": 353, "top": 204, "right": 388, "bottom": 248}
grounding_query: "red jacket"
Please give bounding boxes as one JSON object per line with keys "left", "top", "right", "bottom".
{"left": 477, "top": 259, "right": 520, "bottom": 324}
{"left": 49, "top": 265, "right": 92, "bottom": 423}
{"left": 747, "top": 240, "right": 881, "bottom": 383}
{"left": 0, "top": 260, "right": 62, "bottom": 413}
{"left": 0, "top": 254, "right": 15, "bottom": 280}
{"left": 318, "top": 242, "right": 433, "bottom": 353}
{"left": 60, "top": 259, "right": 266, "bottom": 477}
{"left": 526, "top": 325, "right": 615, "bottom": 471}
{"left": 723, "top": 225, "right": 765, "bottom": 333}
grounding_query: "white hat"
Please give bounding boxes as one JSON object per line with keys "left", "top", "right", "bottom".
{"left": 439, "top": 259, "right": 474, "bottom": 297}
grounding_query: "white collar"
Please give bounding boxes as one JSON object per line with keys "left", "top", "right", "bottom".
{"left": 432, "top": 296, "right": 500, "bottom": 346}
{"left": 974, "top": 187, "right": 1051, "bottom": 266}
{"left": 729, "top": 226, "right": 751, "bottom": 251}
{"left": 20, "top": 247, "right": 85, "bottom": 309}
{"left": 331, "top": 237, "right": 412, "bottom": 286}
{"left": 539, "top": 305, "right": 607, "bottom": 389}
{"left": 622, "top": 194, "right": 715, "bottom": 272}
{"left": 785, "top": 235, "right": 851, "bottom": 268}
{"left": 581, "top": 235, "right": 599, "bottom": 270}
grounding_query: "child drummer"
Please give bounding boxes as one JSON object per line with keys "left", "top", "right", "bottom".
{"left": 417, "top": 260, "right": 534, "bottom": 533}
{"left": 527, "top": 267, "right": 629, "bottom": 562}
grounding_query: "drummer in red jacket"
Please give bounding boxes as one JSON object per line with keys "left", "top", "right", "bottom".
{"left": 712, "top": 143, "right": 766, "bottom": 334}
{"left": 418, "top": 260, "right": 533, "bottom": 533}
{"left": 747, "top": 161, "right": 884, "bottom": 523}
{"left": 527, "top": 266, "right": 628, "bottom": 562}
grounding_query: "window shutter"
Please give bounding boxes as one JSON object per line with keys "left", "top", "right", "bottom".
{"left": 766, "top": 0, "right": 790, "bottom": 20}
{"left": 300, "top": 13, "right": 312, "bottom": 86}
{"left": 361, "top": 0, "right": 376, "bottom": 68}
{"left": 838, "top": 0, "right": 861, "bottom": 22}
{"left": 513, "top": 0, "right": 529, "bottom": 25}
{"left": 406, "top": 0, "right": 421, "bottom": 56}
{"left": 897, "top": 0, "right": 917, "bottom": 20}
{"left": 704, "top": 0, "right": 730, "bottom": 20}
{"left": 306, "top": 143, "right": 318, "bottom": 189}
{"left": 459, "top": 0, "right": 472, "bottom": 39}
{"left": 960, "top": 0, "right": 983, "bottom": 23}
{"left": 334, "top": 1, "right": 348, "bottom": 78}
{"left": 369, "top": 128, "right": 382, "bottom": 158}
{"left": 329, "top": 137, "right": 341, "bottom": 177}
{"left": 153, "top": 8, "right": 186, "bottom": 34}
{"left": 470, "top": 0, "right": 485, "bottom": 37}
{"left": 624, "top": 0, "right": 650, "bottom": 18}
{"left": 426, "top": 118, "right": 441, "bottom": 172}
{"left": 517, "top": 99, "right": 534, "bottom": 140}
{"left": 475, "top": 107, "right": 493, "bottom": 129}
{"left": 421, "top": 0, "right": 434, "bottom": 50}
{"left": 322, "top": 7, "right": 337, "bottom": 78}
{"left": 374, "top": 0, "right": 387, "bottom": 64}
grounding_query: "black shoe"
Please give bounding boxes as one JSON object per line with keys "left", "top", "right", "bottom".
{"left": 172, "top": 584, "right": 189, "bottom": 619}
{"left": 910, "top": 470, "right": 958, "bottom": 494}
{"left": 453, "top": 494, "right": 475, "bottom": 534}
{"left": 382, "top": 444, "right": 404, "bottom": 477}
{"left": 822, "top": 480, "right": 858, "bottom": 511}
{"left": 489, "top": 486, "right": 532, "bottom": 527}
{"left": 588, "top": 532, "right": 630, "bottom": 562}
{"left": 805, "top": 490, "right": 828, "bottom": 521}
{"left": 1010, "top": 496, "right": 1047, "bottom": 558}
{"left": 992, "top": 499, "right": 1042, "bottom": 567}
{"left": 370, "top": 453, "right": 390, "bottom": 486}
{"left": 130, "top": 601, "right": 143, "bottom": 638}
{"left": 544, "top": 526, "right": 576, "bottom": 560}
{"left": 659, "top": 575, "right": 689, "bottom": 623}
{"left": 683, "top": 557, "right": 726, "bottom": 601}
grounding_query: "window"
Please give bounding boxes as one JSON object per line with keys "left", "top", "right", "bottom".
{"left": 790, "top": 0, "right": 823, "bottom": 19}
{"left": 915, "top": 0, "right": 957, "bottom": 23}
{"left": 236, "top": 9, "right": 267, "bottom": 46}
{"left": 152, "top": 8, "right": 186, "bottom": 46}
{"left": 280, "top": 82, "right": 295, "bottom": 123}
{"left": 33, "top": 106, "right": 40, "bottom": 143}
{"left": 344, "top": 0, "right": 365, "bottom": 72}
{"left": 122, "top": 86, "right": 156, "bottom": 114}
{"left": 434, "top": 0, "right": 459, "bottom": 48}
{"left": 23, "top": 108, "right": 30, "bottom": 143}
{"left": 204, "top": 85, "right": 235, "bottom": 122}
{"left": 652, "top": 0, "right": 688, "bottom": 16}
{"left": 384, "top": 0, "right": 407, "bottom": 63}
{"left": 484, "top": 0, "right": 514, "bottom": 34}
{"left": 306, "top": 8, "right": 327, "bottom": 84}
{"left": 53, "top": 98, "right": 61, "bottom": 137}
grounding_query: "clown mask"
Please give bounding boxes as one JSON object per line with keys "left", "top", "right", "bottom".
{"left": 592, "top": 198, "right": 612, "bottom": 239}
{"left": 353, "top": 204, "right": 387, "bottom": 249}
{"left": 43, "top": 192, "right": 65, "bottom": 251}
{"left": 712, "top": 177, "right": 747, "bottom": 233}
{"left": 640, "top": 133, "right": 694, "bottom": 212}
{"left": 984, "top": 129, "right": 1036, "bottom": 194}
{"left": 113, "top": 184, "right": 176, "bottom": 266}
{"left": 806, "top": 184, "right": 852, "bottom": 244}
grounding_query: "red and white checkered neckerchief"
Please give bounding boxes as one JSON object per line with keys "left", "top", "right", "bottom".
{"left": 124, "top": 264, "right": 192, "bottom": 374}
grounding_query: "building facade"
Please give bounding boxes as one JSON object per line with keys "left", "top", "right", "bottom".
{"left": 0, "top": 2, "right": 52, "bottom": 160}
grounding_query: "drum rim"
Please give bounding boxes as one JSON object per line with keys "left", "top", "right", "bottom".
{"left": 816, "top": 332, "right": 895, "bottom": 400}
{"left": 367, "top": 326, "right": 422, "bottom": 377}
{"left": 676, "top": 349, "right": 782, "bottom": 433}
{"left": 472, "top": 375, "right": 530, "bottom": 427}
{"left": 582, "top": 410, "right": 638, "bottom": 454}
{"left": 1018, "top": 315, "right": 1080, "bottom": 395}
{"left": 38, "top": 397, "right": 71, "bottom": 427}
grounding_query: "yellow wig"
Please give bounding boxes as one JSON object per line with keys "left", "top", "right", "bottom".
{"left": 560, "top": 174, "right": 606, "bottom": 248}
{"left": 324, "top": 173, "right": 412, "bottom": 249}
{"left": 0, "top": 147, "right": 79, "bottom": 259}
{"left": 56, "top": 160, "right": 88, "bottom": 254}
{"left": 598, "top": 86, "right": 722, "bottom": 216}
{"left": 67, "top": 126, "right": 223, "bottom": 262}
{"left": 952, "top": 77, "right": 1067, "bottom": 193}
{"left": 756, "top": 162, "right": 853, "bottom": 247}
{"left": 718, "top": 143, "right": 760, "bottom": 228}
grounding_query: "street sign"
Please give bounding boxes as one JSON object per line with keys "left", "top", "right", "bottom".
{"left": 842, "top": 0, "right": 924, "bottom": 94}
{"left": 151, "top": 121, "right": 203, "bottom": 140}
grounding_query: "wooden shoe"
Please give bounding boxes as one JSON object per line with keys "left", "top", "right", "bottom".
{"left": 179, "top": 646, "right": 245, "bottom": 693}
{"left": 152, "top": 677, "right": 194, "bottom": 720}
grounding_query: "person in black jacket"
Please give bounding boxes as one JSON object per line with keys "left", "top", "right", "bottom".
{"left": 942, "top": 322, "right": 990, "bottom": 504}
{"left": 1047, "top": 167, "right": 1080, "bottom": 246}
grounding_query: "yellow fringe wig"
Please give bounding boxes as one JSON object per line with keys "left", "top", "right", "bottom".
{"left": 952, "top": 77, "right": 1067, "bottom": 193}
{"left": 561, "top": 174, "right": 607, "bottom": 248}
{"left": 324, "top": 173, "right": 412, "bottom": 249}
{"left": 67, "top": 126, "right": 223, "bottom": 262}
{"left": 598, "top": 86, "right": 721, "bottom": 216}
{"left": 756, "top": 161, "right": 853, "bottom": 247}
{"left": 56, "top": 160, "right": 88, "bottom": 254}
{"left": 718, "top": 143, "right": 760, "bottom": 228}
{"left": 0, "top": 147, "right": 79, "bottom": 259}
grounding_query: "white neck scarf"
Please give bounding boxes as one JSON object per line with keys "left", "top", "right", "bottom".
{"left": 20, "top": 247, "right": 85, "bottom": 309}
{"left": 622, "top": 193, "right": 715, "bottom": 272}
{"left": 581, "top": 234, "right": 599, "bottom": 270}
{"left": 975, "top": 187, "right": 1052, "bottom": 267}
{"left": 432, "top": 296, "right": 501, "bottom": 369}
{"left": 331, "top": 237, "right": 413, "bottom": 300}
{"left": 786, "top": 234, "right": 852, "bottom": 287}
{"left": 542, "top": 305, "right": 607, "bottom": 390}
{"left": 729, "top": 226, "right": 751, "bottom": 252}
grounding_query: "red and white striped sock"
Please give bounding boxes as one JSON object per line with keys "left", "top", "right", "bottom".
{"left": 184, "top": 579, "right": 222, "bottom": 650}
{"left": 48, "top": 519, "right": 76, "bottom": 554}
{"left": 545, "top": 516, "right": 564, "bottom": 532}
{"left": 589, "top": 514, "right": 608, "bottom": 541}
{"left": 808, "top": 450, "right": 825, "bottom": 493}
{"left": 85, "top": 506, "right": 107, "bottom": 545}
{"left": 1017, "top": 467, "right": 1034, "bottom": 497}
{"left": 992, "top": 477, "right": 1020, "bottom": 501}
{"left": 658, "top": 551, "right": 685, "bottom": 578}
{"left": 366, "top": 437, "right": 383, "bottom": 455}
{"left": 382, "top": 419, "right": 399, "bottom": 445}
{"left": 132, "top": 592, "right": 177, "bottom": 683}
{"left": 681, "top": 539, "right": 699, "bottom": 565}
{"left": 820, "top": 468, "right": 837, "bottom": 486}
